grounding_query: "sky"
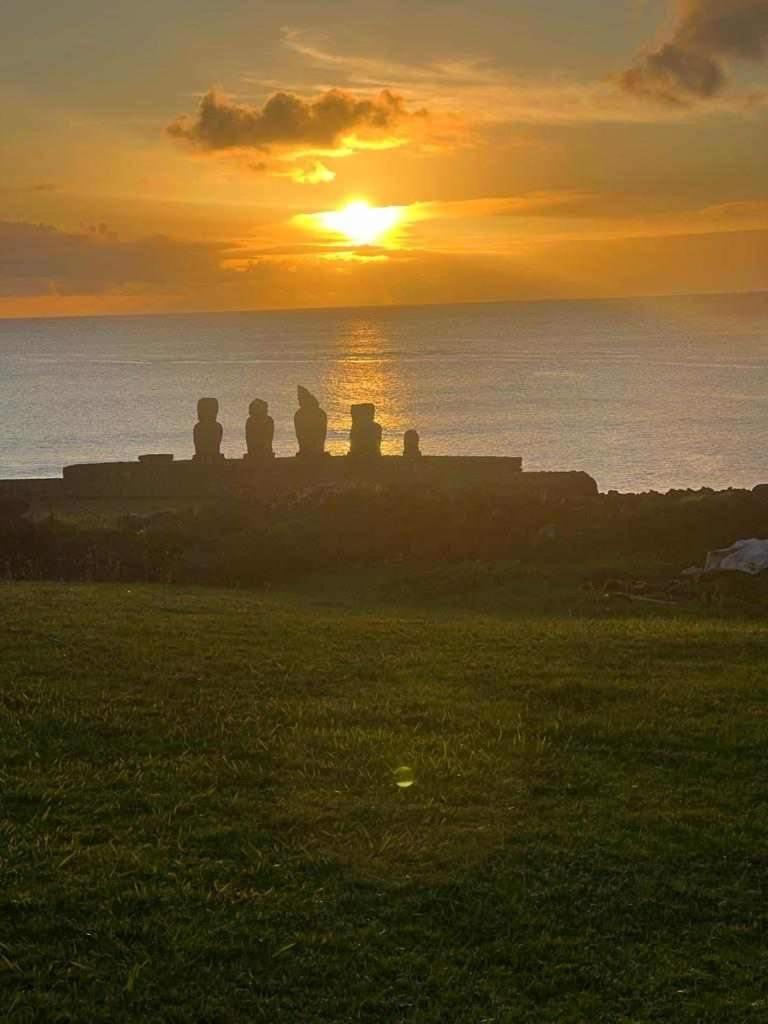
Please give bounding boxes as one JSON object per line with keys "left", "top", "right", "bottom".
{"left": 2, "top": 0, "right": 768, "bottom": 316}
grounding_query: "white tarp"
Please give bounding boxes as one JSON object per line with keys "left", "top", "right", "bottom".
{"left": 701, "top": 538, "right": 768, "bottom": 576}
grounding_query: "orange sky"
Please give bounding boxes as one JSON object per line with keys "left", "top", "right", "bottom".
{"left": 3, "top": 0, "right": 768, "bottom": 316}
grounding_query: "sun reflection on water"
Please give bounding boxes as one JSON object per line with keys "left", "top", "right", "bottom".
{"left": 322, "top": 319, "right": 411, "bottom": 455}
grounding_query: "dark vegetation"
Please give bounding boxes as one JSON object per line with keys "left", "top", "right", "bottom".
{"left": 2, "top": 581, "right": 767, "bottom": 1022}
{"left": 3, "top": 484, "right": 768, "bottom": 597}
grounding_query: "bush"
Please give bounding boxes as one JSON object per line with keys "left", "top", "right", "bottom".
{"left": 3, "top": 484, "right": 767, "bottom": 586}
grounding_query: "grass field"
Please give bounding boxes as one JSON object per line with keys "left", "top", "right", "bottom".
{"left": 2, "top": 577, "right": 767, "bottom": 1022}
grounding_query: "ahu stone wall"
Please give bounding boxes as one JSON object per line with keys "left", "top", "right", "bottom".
{"left": 61, "top": 456, "right": 597, "bottom": 502}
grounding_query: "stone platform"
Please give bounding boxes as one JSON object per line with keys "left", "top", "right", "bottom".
{"left": 53, "top": 456, "right": 596, "bottom": 502}
{"left": 0, "top": 458, "right": 599, "bottom": 511}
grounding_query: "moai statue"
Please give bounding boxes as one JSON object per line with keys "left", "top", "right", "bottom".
{"left": 349, "top": 403, "right": 383, "bottom": 457}
{"left": 294, "top": 386, "right": 328, "bottom": 457}
{"left": 193, "top": 397, "right": 224, "bottom": 462}
{"left": 403, "top": 429, "right": 421, "bottom": 458}
{"left": 244, "top": 399, "right": 275, "bottom": 460}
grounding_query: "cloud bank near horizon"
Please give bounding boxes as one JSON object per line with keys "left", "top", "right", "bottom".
{"left": 3, "top": 213, "right": 768, "bottom": 318}
{"left": 0, "top": 221, "right": 229, "bottom": 298}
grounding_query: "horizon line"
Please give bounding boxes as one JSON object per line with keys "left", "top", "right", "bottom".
{"left": 1, "top": 287, "right": 767, "bottom": 324}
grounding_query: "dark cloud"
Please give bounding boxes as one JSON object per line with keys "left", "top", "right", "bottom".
{"left": 679, "top": 0, "right": 768, "bottom": 59}
{"left": 621, "top": 43, "right": 725, "bottom": 102}
{"left": 0, "top": 221, "right": 229, "bottom": 297}
{"left": 168, "top": 87, "right": 427, "bottom": 153}
{"left": 621, "top": 0, "right": 768, "bottom": 103}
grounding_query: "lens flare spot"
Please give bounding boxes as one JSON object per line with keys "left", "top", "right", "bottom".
{"left": 393, "top": 765, "right": 415, "bottom": 788}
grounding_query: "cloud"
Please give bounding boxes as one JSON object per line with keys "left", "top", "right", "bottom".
{"left": 176, "top": 227, "right": 768, "bottom": 308}
{"left": 168, "top": 85, "right": 448, "bottom": 182}
{"left": 282, "top": 161, "right": 336, "bottom": 184}
{"left": 4, "top": 218, "right": 768, "bottom": 316}
{"left": 621, "top": 43, "right": 725, "bottom": 102}
{"left": 409, "top": 192, "right": 598, "bottom": 221}
{"left": 680, "top": 0, "right": 768, "bottom": 59}
{"left": 621, "top": 0, "right": 768, "bottom": 103}
{"left": 279, "top": 27, "right": 767, "bottom": 125}
{"left": 168, "top": 87, "right": 428, "bottom": 154}
{"left": 285, "top": 189, "right": 768, "bottom": 261}
{"left": 698, "top": 197, "right": 768, "bottom": 221}
{"left": 279, "top": 28, "right": 502, "bottom": 92}
{"left": 0, "top": 221, "right": 230, "bottom": 297}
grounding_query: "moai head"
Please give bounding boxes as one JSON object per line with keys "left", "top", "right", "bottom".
{"left": 297, "top": 385, "right": 320, "bottom": 410}
{"left": 197, "top": 397, "right": 219, "bottom": 422}
{"left": 249, "top": 398, "right": 269, "bottom": 419}
{"left": 351, "top": 403, "right": 376, "bottom": 424}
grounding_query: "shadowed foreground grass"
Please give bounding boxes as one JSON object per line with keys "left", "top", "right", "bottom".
{"left": 1, "top": 580, "right": 767, "bottom": 1022}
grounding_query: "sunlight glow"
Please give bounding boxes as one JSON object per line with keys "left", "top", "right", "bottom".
{"left": 319, "top": 200, "right": 404, "bottom": 246}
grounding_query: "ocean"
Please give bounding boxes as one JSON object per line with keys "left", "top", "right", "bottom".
{"left": 2, "top": 292, "right": 768, "bottom": 492}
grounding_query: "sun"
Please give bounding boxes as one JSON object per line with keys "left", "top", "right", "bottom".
{"left": 319, "top": 200, "right": 403, "bottom": 246}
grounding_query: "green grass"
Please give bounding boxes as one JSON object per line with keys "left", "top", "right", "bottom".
{"left": 2, "top": 579, "right": 767, "bottom": 1022}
